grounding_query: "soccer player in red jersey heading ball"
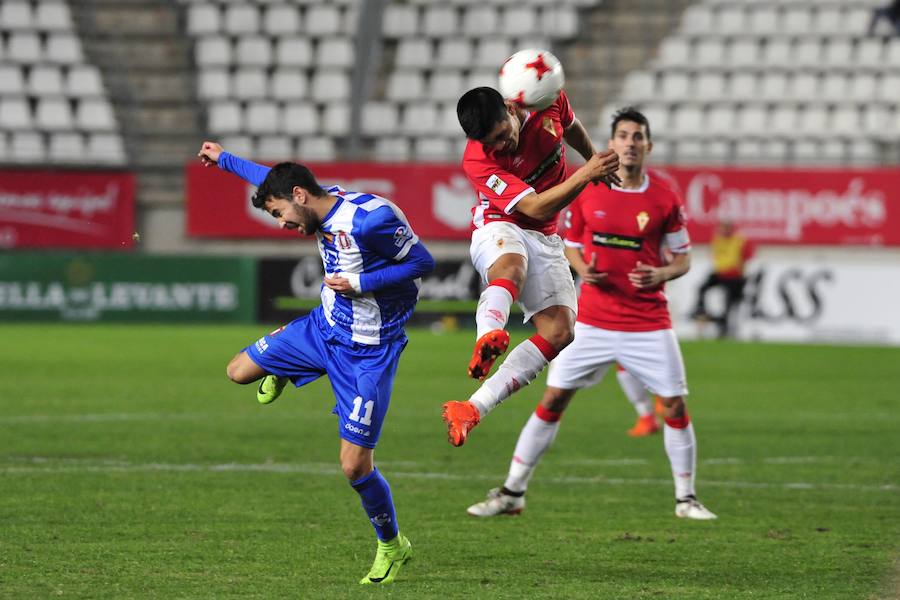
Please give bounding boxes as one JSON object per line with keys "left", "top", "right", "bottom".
{"left": 466, "top": 108, "right": 717, "bottom": 520}
{"left": 442, "top": 86, "right": 620, "bottom": 447}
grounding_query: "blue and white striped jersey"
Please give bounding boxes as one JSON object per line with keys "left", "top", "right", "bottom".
{"left": 314, "top": 185, "right": 421, "bottom": 345}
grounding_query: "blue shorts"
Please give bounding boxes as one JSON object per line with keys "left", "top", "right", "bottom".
{"left": 244, "top": 312, "right": 407, "bottom": 449}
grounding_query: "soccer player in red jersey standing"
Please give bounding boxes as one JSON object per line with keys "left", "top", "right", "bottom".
{"left": 466, "top": 108, "right": 717, "bottom": 520}
{"left": 442, "top": 86, "right": 620, "bottom": 447}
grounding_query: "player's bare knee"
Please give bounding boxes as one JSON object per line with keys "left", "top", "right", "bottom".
{"left": 225, "top": 355, "right": 250, "bottom": 384}
{"left": 541, "top": 387, "right": 574, "bottom": 413}
{"left": 341, "top": 460, "right": 371, "bottom": 481}
{"left": 660, "top": 395, "right": 686, "bottom": 418}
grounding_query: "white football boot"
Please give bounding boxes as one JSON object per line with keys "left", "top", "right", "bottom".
{"left": 466, "top": 487, "right": 525, "bottom": 517}
{"left": 675, "top": 496, "right": 718, "bottom": 520}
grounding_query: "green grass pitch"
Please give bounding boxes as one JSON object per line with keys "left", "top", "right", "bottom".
{"left": 1, "top": 324, "right": 898, "bottom": 599}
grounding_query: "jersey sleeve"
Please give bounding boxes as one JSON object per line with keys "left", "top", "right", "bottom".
{"left": 462, "top": 155, "right": 535, "bottom": 215}
{"left": 663, "top": 191, "right": 691, "bottom": 254}
{"left": 359, "top": 205, "right": 420, "bottom": 261}
{"left": 217, "top": 152, "right": 271, "bottom": 187}
{"left": 563, "top": 195, "right": 585, "bottom": 248}
{"left": 556, "top": 89, "right": 575, "bottom": 129}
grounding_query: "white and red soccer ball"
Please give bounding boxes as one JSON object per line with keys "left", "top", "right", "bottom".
{"left": 498, "top": 48, "right": 565, "bottom": 111}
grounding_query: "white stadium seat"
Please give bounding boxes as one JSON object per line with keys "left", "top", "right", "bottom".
{"left": 695, "top": 72, "right": 726, "bottom": 101}
{"left": 396, "top": 39, "right": 434, "bottom": 70}
{"left": 263, "top": 4, "right": 301, "bottom": 35}
{"left": 310, "top": 70, "right": 350, "bottom": 102}
{"left": 35, "top": 2, "right": 74, "bottom": 31}
{"left": 275, "top": 38, "right": 313, "bottom": 67}
{"left": 45, "top": 34, "right": 83, "bottom": 64}
{"left": 306, "top": 5, "right": 342, "bottom": 36}
{"left": 224, "top": 5, "right": 259, "bottom": 34}
{"left": 7, "top": 33, "right": 43, "bottom": 63}
{"left": 0, "top": 66, "right": 26, "bottom": 95}
{"left": 188, "top": 4, "right": 220, "bottom": 35}
{"left": 0, "top": 1, "right": 34, "bottom": 30}
{"left": 35, "top": 98, "right": 74, "bottom": 131}
{"left": 382, "top": 4, "right": 419, "bottom": 38}
{"left": 321, "top": 103, "right": 351, "bottom": 138}
{"left": 0, "top": 98, "right": 33, "bottom": 129}
{"left": 220, "top": 136, "right": 253, "bottom": 159}
{"left": 208, "top": 102, "right": 242, "bottom": 134}
{"left": 373, "top": 138, "right": 411, "bottom": 163}
{"left": 435, "top": 39, "right": 474, "bottom": 69}
{"left": 315, "top": 39, "right": 354, "bottom": 69}
{"left": 195, "top": 36, "right": 232, "bottom": 67}
{"left": 362, "top": 102, "right": 400, "bottom": 137}
{"left": 428, "top": 71, "right": 465, "bottom": 103}
{"left": 66, "top": 65, "right": 105, "bottom": 97}
{"left": 386, "top": 71, "right": 426, "bottom": 102}
{"left": 233, "top": 69, "right": 268, "bottom": 100}
{"left": 255, "top": 136, "right": 292, "bottom": 161}
{"left": 414, "top": 137, "right": 453, "bottom": 162}
{"left": 10, "top": 132, "right": 46, "bottom": 162}
{"left": 462, "top": 6, "right": 500, "bottom": 37}
{"left": 234, "top": 37, "right": 272, "bottom": 67}
{"left": 501, "top": 6, "right": 538, "bottom": 36}
{"left": 49, "top": 132, "right": 86, "bottom": 162}
{"left": 76, "top": 99, "right": 117, "bottom": 131}
{"left": 474, "top": 39, "right": 512, "bottom": 69}
{"left": 401, "top": 102, "right": 440, "bottom": 137}
{"left": 297, "top": 137, "right": 337, "bottom": 162}
{"left": 423, "top": 6, "right": 459, "bottom": 37}
{"left": 245, "top": 101, "right": 280, "bottom": 134}
{"left": 198, "top": 69, "right": 231, "bottom": 99}
{"left": 282, "top": 102, "right": 318, "bottom": 136}
{"left": 87, "top": 133, "right": 126, "bottom": 164}
{"left": 270, "top": 70, "right": 308, "bottom": 100}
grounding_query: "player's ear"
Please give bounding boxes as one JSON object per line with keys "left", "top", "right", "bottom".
{"left": 292, "top": 185, "right": 306, "bottom": 204}
{"left": 646, "top": 140, "right": 653, "bottom": 155}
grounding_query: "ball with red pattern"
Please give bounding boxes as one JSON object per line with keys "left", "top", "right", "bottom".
{"left": 498, "top": 48, "right": 565, "bottom": 111}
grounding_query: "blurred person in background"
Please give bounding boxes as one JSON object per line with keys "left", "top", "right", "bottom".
{"left": 466, "top": 108, "right": 717, "bottom": 521}
{"left": 691, "top": 219, "right": 754, "bottom": 339}
{"left": 197, "top": 142, "right": 435, "bottom": 585}
{"left": 868, "top": 0, "right": 900, "bottom": 35}
{"left": 441, "top": 86, "right": 620, "bottom": 447}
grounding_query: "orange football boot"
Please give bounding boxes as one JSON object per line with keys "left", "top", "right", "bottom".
{"left": 655, "top": 396, "right": 666, "bottom": 417}
{"left": 627, "top": 414, "right": 660, "bottom": 437}
{"left": 442, "top": 401, "right": 481, "bottom": 447}
{"left": 467, "top": 329, "right": 510, "bottom": 380}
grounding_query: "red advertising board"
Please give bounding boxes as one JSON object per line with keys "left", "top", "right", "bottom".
{"left": 186, "top": 162, "right": 900, "bottom": 246}
{"left": 0, "top": 170, "right": 135, "bottom": 249}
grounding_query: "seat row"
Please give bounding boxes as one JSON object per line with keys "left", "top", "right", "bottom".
{"left": 0, "top": 64, "right": 105, "bottom": 98}
{"left": 206, "top": 100, "right": 465, "bottom": 138}
{"left": 0, "top": 32, "right": 83, "bottom": 64}
{"left": 0, "top": 131, "right": 125, "bottom": 165}
{"left": 655, "top": 35, "right": 900, "bottom": 68}
{"left": 680, "top": 4, "right": 871, "bottom": 35}
{"left": 0, "top": 1, "right": 74, "bottom": 32}
{"left": 194, "top": 36, "right": 353, "bottom": 69}
{"left": 0, "top": 97, "right": 117, "bottom": 132}
{"left": 628, "top": 102, "right": 900, "bottom": 141}
{"left": 623, "top": 71, "right": 900, "bottom": 104}
{"left": 647, "top": 137, "right": 882, "bottom": 167}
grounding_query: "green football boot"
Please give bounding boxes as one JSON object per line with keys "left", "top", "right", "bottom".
{"left": 256, "top": 375, "right": 288, "bottom": 405}
{"left": 359, "top": 534, "right": 412, "bottom": 585}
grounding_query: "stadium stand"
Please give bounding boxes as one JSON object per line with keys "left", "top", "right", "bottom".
{"left": 0, "top": 0, "right": 126, "bottom": 165}
{"left": 612, "top": 0, "right": 900, "bottom": 165}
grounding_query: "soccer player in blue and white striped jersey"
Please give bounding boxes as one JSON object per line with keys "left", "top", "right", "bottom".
{"left": 198, "top": 142, "right": 435, "bottom": 585}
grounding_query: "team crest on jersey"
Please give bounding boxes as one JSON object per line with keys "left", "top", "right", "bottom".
{"left": 542, "top": 117, "right": 557, "bottom": 138}
{"left": 336, "top": 231, "right": 351, "bottom": 249}
{"left": 636, "top": 211, "right": 650, "bottom": 231}
{"left": 486, "top": 174, "right": 508, "bottom": 195}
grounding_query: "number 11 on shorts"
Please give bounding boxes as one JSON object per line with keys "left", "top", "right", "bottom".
{"left": 350, "top": 396, "right": 374, "bottom": 426}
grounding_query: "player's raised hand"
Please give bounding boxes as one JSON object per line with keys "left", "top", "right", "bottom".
{"left": 582, "top": 253, "right": 608, "bottom": 286}
{"left": 198, "top": 141, "right": 224, "bottom": 167}
{"left": 628, "top": 261, "right": 665, "bottom": 289}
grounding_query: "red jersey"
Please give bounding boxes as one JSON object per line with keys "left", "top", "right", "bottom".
{"left": 564, "top": 172, "right": 690, "bottom": 331}
{"left": 461, "top": 91, "right": 575, "bottom": 236}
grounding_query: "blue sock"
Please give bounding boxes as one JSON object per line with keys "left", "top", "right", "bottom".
{"left": 350, "top": 467, "right": 399, "bottom": 542}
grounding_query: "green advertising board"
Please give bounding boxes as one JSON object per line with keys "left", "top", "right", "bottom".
{"left": 0, "top": 253, "right": 256, "bottom": 323}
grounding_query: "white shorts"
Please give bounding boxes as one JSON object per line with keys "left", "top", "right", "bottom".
{"left": 546, "top": 322, "right": 689, "bottom": 397}
{"left": 470, "top": 221, "right": 578, "bottom": 323}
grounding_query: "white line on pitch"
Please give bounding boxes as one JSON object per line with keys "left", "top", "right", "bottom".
{"left": 0, "top": 460, "right": 895, "bottom": 493}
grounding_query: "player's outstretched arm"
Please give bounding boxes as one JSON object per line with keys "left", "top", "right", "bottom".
{"left": 563, "top": 117, "right": 596, "bottom": 163}
{"left": 514, "top": 150, "right": 620, "bottom": 221}
{"left": 197, "top": 141, "right": 271, "bottom": 186}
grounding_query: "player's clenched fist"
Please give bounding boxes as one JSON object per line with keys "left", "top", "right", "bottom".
{"left": 198, "top": 141, "right": 224, "bottom": 166}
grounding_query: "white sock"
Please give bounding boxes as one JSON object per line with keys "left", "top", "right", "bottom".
{"left": 503, "top": 410, "right": 561, "bottom": 493}
{"left": 469, "top": 339, "right": 550, "bottom": 417}
{"left": 475, "top": 283, "right": 514, "bottom": 339}
{"left": 664, "top": 422, "right": 696, "bottom": 499}
{"left": 616, "top": 368, "right": 654, "bottom": 417}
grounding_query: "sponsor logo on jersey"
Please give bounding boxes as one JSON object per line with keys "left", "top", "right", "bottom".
{"left": 523, "top": 142, "right": 563, "bottom": 185}
{"left": 636, "top": 211, "right": 650, "bottom": 231}
{"left": 254, "top": 337, "right": 269, "bottom": 353}
{"left": 592, "top": 231, "right": 643, "bottom": 251}
{"left": 486, "top": 174, "right": 508, "bottom": 195}
{"left": 344, "top": 422, "right": 371, "bottom": 437}
{"left": 336, "top": 231, "right": 351, "bottom": 250}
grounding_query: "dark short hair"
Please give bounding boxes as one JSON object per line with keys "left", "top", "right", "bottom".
{"left": 457, "top": 87, "right": 508, "bottom": 140}
{"left": 252, "top": 162, "right": 325, "bottom": 209}
{"left": 610, "top": 107, "right": 651, "bottom": 140}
